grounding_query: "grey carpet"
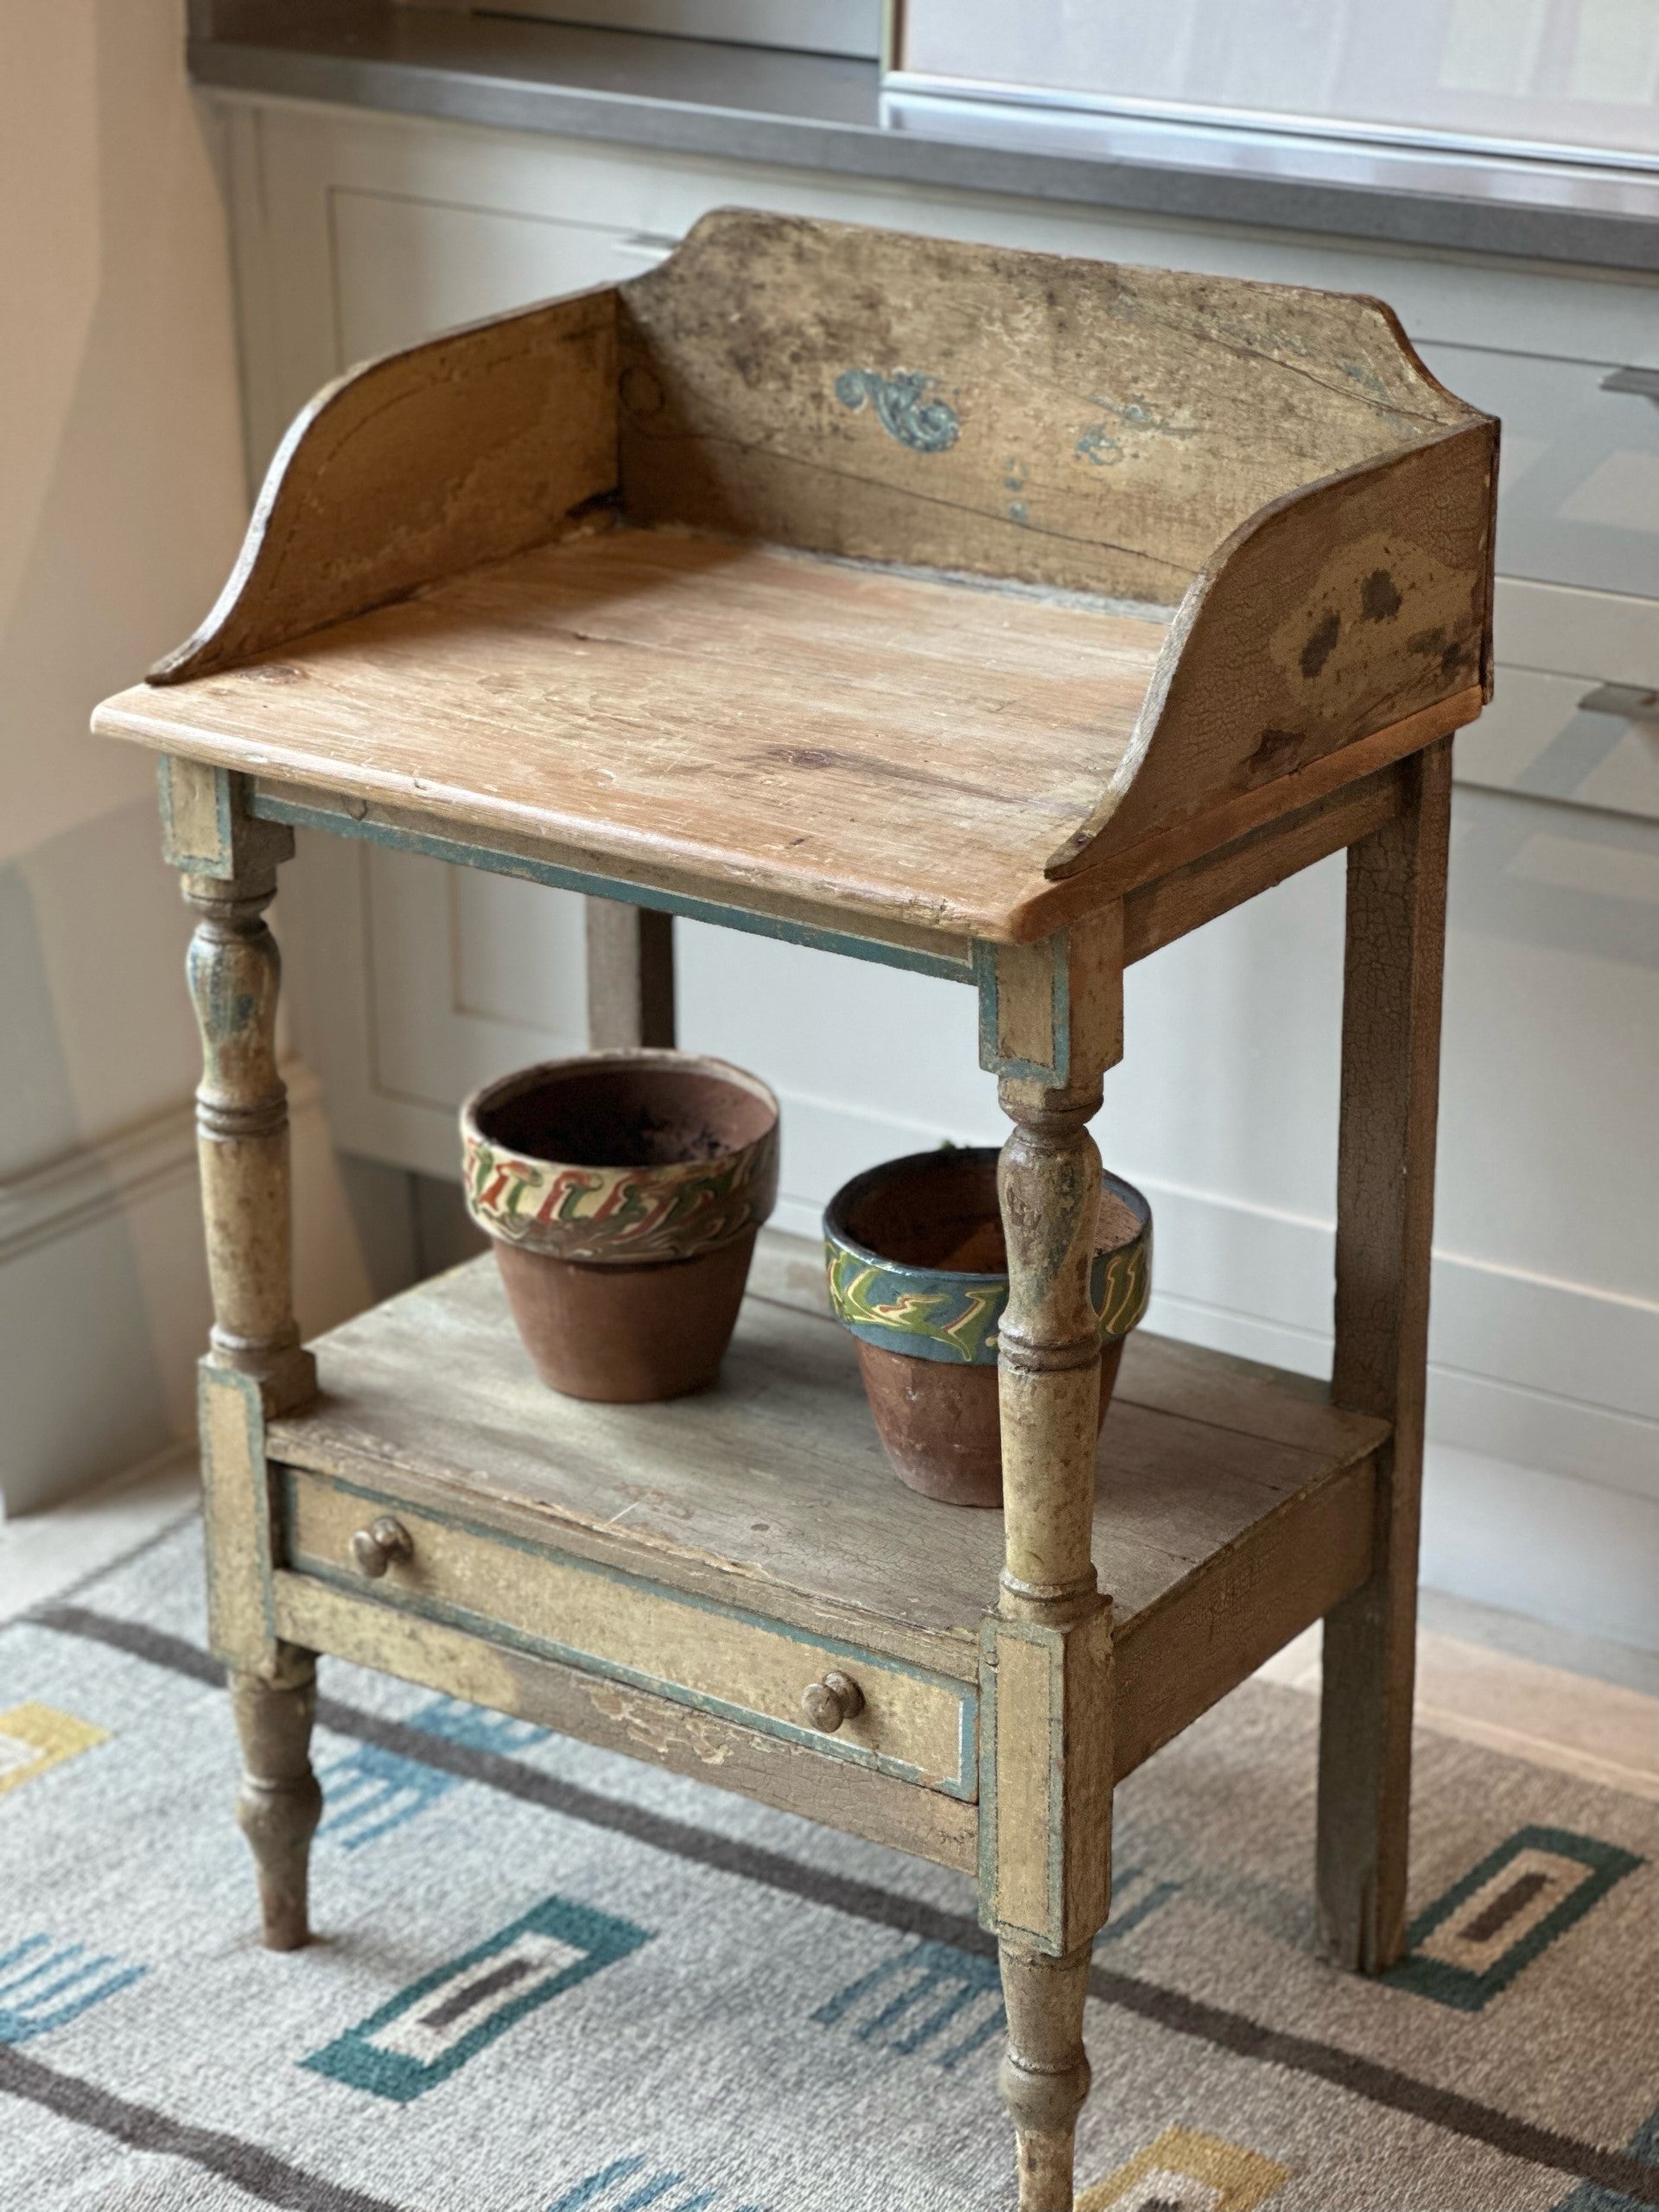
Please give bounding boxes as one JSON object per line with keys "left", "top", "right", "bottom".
{"left": 2, "top": 1520, "right": 1654, "bottom": 2211}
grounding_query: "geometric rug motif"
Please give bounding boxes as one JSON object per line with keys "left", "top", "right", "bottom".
{"left": 1077, "top": 2124, "right": 1292, "bottom": 2210}
{"left": 812, "top": 1937, "right": 1006, "bottom": 2071}
{"left": 318, "top": 1697, "right": 550, "bottom": 1853}
{"left": 1383, "top": 1824, "right": 1645, "bottom": 2012}
{"left": 5, "top": 1520, "right": 1657, "bottom": 2212}
{"left": 0, "top": 1703, "right": 107, "bottom": 1797}
{"left": 811, "top": 1865, "right": 1185, "bottom": 2075}
{"left": 303, "top": 1892, "right": 652, "bottom": 2103}
{"left": 546, "top": 2153, "right": 768, "bottom": 2211}
{"left": 0, "top": 1936, "right": 147, "bottom": 2045}
{"left": 1551, "top": 2103, "right": 1659, "bottom": 2212}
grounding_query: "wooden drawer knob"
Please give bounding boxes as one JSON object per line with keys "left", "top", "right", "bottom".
{"left": 350, "top": 1516, "right": 413, "bottom": 1580}
{"left": 801, "top": 1670, "right": 865, "bottom": 1734}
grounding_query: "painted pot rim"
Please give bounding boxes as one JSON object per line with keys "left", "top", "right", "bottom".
{"left": 461, "top": 1049, "right": 779, "bottom": 1266}
{"left": 823, "top": 1146, "right": 1151, "bottom": 1367}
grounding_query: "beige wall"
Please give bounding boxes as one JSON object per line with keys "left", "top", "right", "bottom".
{"left": 0, "top": 0, "right": 368, "bottom": 1516}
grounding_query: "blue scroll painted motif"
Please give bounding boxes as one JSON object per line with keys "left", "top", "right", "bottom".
{"left": 834, "top": 369, "right": 959, "bottom": 453}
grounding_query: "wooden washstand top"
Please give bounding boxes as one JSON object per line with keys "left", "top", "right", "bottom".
{"left": 95, "top": 210, "right": 1496, "bottom": 943}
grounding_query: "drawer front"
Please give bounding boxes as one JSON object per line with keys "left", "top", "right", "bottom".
{"left": 1459, "top": 665, "right": 1659, "bottom": 822}
{"left": 1461, "top": 578, "right": 1659, "bottom": 822}
{"left": 282, "top": 1471, "right": 976, "bottom": 1799}
{"left": 1416, "top": 341, "right": 1659, "bottom": 602}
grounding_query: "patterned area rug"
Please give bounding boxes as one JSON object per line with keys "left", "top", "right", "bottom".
{"left": 3, "top": 1519, "right": 1655, "bottom": 2212}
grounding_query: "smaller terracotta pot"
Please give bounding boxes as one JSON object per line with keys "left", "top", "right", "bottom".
{"left": 823, "top": 1147, "right": 1151, "bottom": 1507}
{"left": 461, "top": 1050, "right": 779, "bottom": 1402}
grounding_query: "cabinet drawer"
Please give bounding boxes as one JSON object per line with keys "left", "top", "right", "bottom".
{"left": 280, "top": 1470, "right": 976, "bottom": 1799}
{"left": 1416, "top": 342, "right": 1659, "bottom": 602}
{"left": 1459, "top": 665, "right": 1659, "bottom": 822}
{"left": 1461, "top": 578, "right": 1659, "bottom": 822}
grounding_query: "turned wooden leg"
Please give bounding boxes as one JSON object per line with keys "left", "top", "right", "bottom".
{"left": 1317, "top": 741, "right": 1452, "bottom": 1972}
{"left": 974, "top": 1038, "right": 1116, "bottom": 2210}
{"left": 162, "top": 762, "right": 322, "bottom": 1946}
{"left": 1001, "top": 1941, "right": 1093, "bottom": 2212}
{"left": 232, "top": 1649, "right": 322, "bottom": 1950}
{"left": 184, "top": 862, "right": 315, "bottom": 1414}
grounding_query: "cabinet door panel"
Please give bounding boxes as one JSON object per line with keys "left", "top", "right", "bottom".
{"left": 1464, "top": 578, "right": 1659, "bottom": 819}
{"left": 364, "top": 847, "right": 588, "bottom": 1112}
{"left": 1416, "top": 341, "right": 1659, "bottom": 601}
{"left": 330, "top": 186, "right": 671, "bottom": 361}
{"left": 1459, "top": 668, "right": 1659, "bottom": 822}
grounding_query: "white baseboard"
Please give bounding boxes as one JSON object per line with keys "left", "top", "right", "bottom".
{"left": 0, "top": 1062, "right": 367, "bottom": 1518}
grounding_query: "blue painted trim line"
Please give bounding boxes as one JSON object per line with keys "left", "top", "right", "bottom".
{"left": 249, "top": 791, "right": 975, "bottom": 982}
{"left": 281, "top": 1467, "right": 979, "bottom": 1801}
{"left": 972, "top": 937, "right": 1071, "bottom": 1085}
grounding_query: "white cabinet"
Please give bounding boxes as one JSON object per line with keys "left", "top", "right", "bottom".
{"left": 328, "top": 188, "right": 673, "bottom": 363}
{"left": 1416, "top": 341, "right": 1659, "bottom": 600}
{"left": 223, "top": 94, "right": 1659, "bottom": 1648}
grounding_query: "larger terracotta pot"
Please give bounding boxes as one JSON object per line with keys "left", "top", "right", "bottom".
{"left": 461, "top": 1050, "right": 779, "bottom": 1402}
{"left": 824, "top": 1147, "right": 1151, "bottom": 1507}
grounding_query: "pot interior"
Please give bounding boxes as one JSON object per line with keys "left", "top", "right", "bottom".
{"left": 477, "top": 1062, "right": 773, "bottom": 1172}
{"left": 842, "top": 1152, "right": 1006, "bottom": 1273}
{"left": 841, "top": 1150, "right": 1143, "bottom": 1275}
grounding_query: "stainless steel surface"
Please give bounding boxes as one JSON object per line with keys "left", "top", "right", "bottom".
{"left": 1578, "top": 683, "right": 1659, "bottom": 725}
{"left": 489, "top": 0, "right": 881, "bottom": 60}
{"left": 191, "top": 1, "right": 1659, "bottom": 272}
{"left": 887, "top": 0, "right": 1659, "bottom": 169}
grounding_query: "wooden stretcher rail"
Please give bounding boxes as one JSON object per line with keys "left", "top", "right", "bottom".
{"left": 248, "top": 782, "right": 976, "bottom": 982}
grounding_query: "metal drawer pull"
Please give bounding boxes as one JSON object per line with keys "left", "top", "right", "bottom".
{"left": 350, "top": 1516, "right": 413, "bottom": 1580}
{"left": 1601, "top": 366, "right": 1659, "bottom": 404}
{"left": 801, "top": 1670, "right": 865, "bottom": 1734}
{"left": 1578, "top": 683, "right": 1659, "bottom": 724}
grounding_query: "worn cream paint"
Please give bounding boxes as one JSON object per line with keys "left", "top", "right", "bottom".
{"left": 286, "top": 1471, "right": 973, "bottom": 1792}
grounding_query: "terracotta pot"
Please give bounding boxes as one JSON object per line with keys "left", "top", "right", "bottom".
{"left": 823, "top": 1147, "right": 1151, "bottom": 1507}
{"left": 461, "top": 1050, "right": 779, "bottom": 1402}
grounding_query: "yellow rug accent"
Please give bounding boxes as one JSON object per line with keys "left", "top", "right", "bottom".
{"left": 0, "top": 1700, "right": 107, "bottom": 1796}
{"left": 1078, "top": 2123, "right": 1292, "bottom": 2210}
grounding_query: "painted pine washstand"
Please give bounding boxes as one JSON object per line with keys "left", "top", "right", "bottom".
{"left": 94, "top": 211, "right": 1496, "bottom": 2210}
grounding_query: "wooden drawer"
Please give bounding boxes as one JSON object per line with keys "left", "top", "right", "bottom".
{"left": 280, "top": 1469, "right": 976, "bottom": 1800}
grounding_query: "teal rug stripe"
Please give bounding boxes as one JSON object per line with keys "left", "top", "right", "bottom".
{"left": 27, "top": 1601, "right": 1659, "bottom": 2209}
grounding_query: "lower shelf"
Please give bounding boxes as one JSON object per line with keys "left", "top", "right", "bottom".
{"left": 265, "top": 1250, "right": 1387, "bottom": 1858}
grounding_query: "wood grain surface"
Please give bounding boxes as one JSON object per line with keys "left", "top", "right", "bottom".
{"left": 620, "top": 210, "right": 1471, "bottom": 607}
{"left": 264, "top": 1254, "right": 1385, "bottom": 1776}
{"left": 153, "top": 289, "right": 617, "bottom": 683}
{"left": 98, "top": 211, "right": 1496, "bottom": 949}
{"left": 101, "top": 530, "right": 1165, "bottom": 940}
{"left": 1318, "top": 739, "right": 1454, "bottom": 1972}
